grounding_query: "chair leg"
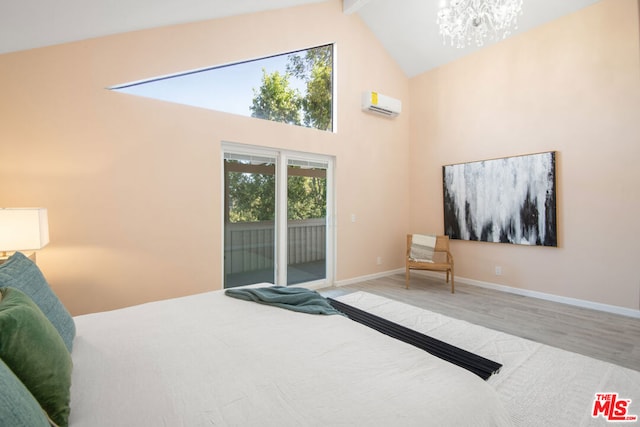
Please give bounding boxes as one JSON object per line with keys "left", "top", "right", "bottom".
{"left": 450, "top": 268, "right": 455, "bottom": 293}
{"left": 405, "top": 267, "right": 410, "bottom": 289}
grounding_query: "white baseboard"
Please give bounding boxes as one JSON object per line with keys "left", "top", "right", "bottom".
{"left": 457, "top": 275, "right": 640, "bottom": 319}
{"left": 335, "top": 268, "right": 405, "bottom": 287}
{"left": 336, "top": 269, "right": 640, "bottom": 319}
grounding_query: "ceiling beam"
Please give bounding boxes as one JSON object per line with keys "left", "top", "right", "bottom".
{"left": 343, "top": 0, "right": 372, "bottom": 14}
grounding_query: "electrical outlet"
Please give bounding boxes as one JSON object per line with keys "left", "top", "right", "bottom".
{"left": 376, "top": 256, "right": 382, "bottom": 265}
{"left": 495, "top": 266, "right": 502, "bottom": 276}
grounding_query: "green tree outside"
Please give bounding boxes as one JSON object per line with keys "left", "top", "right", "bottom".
{"left": 227, "top": 164, "right": 326, "bottom": 223}
{"left": 227, "top": 165, "right": 276, "bottom": 222}
{"left": 250, "top": 44, "right": 332, "bottom": 131}
{"left": 249, "top": 70, "right": 302, "bottom": 125}
{"left": 287, "top": 44, "right": 333, "bottom": 131}
{"left": 287, "top": 168, "right": 326, "bottom": 220}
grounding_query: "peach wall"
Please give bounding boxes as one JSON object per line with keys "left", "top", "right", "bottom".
{"left": 409, "top": 0, "right": 640, "bottom": 310}
{"left": 0, "top": 0, "right": 410, "bottom": 314}
{"left": 3, "top": 0, "right": 637, "bottom": 315}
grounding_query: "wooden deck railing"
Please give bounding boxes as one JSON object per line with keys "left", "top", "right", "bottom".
{"left": 224, "top": 218, "right": 326, "bottom": 275}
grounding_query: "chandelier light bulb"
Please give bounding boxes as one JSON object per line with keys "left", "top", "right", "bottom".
{"left": 437, "top": 0, "right": 523, "bottom": 49}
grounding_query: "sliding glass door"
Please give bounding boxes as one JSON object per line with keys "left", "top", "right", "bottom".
{"left": 223, "top": 152, "right": 276, "bottom": 287}
{"left": 223, "top": 144, "right": 333, "bottom": 288}
{"left": 286, "top": 158, "right": 328, "bottom": 285}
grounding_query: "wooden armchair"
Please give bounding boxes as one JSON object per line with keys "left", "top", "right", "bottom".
{"left": 406, "top": 234, "right": 455, "bottom": 293}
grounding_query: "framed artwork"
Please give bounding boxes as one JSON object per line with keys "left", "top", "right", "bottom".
{"left": 443, "top": 151, "right": 557, "bottom": 247}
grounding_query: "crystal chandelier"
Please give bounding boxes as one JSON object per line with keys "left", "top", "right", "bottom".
{"left": 437, "top": 0, "right": 523, "bottom": 48}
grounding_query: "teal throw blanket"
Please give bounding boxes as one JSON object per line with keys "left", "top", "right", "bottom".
{"left": 225, "top": 286, "right": 344, "bottom": 316}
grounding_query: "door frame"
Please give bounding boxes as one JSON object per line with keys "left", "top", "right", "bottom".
{"left": 221, "top": 141, "right": 335, "bottom": 288}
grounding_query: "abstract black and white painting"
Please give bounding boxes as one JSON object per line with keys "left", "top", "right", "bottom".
{"left": 443, "top": 151, "right": 557, "bottom": 247}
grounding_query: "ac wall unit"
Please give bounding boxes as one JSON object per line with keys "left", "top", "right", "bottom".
{"left": 362, "top": 91, "right": 401, "bottom": 117}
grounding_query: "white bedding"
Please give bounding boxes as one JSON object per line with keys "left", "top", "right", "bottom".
{"left": 337, "top": 292, "right": 640, "bottom": 427}
{"left": 70, "top": 288, "right": 512, "bottom": 426}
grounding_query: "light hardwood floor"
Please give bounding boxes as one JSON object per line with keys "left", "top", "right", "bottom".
{"left": 319, "top": 273, "right": 640, "bottom": 372}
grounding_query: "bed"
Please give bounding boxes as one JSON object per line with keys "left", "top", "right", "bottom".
{"left": 0, "top": 253, "right": 512, "bottom": 426}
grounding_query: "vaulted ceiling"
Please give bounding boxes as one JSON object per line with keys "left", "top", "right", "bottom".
{"left": 0, "top": 0, "right": 602, "bottom": 77}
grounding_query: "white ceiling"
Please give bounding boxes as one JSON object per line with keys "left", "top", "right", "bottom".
{"left": 353, "top": 0, "right": 602, "bottom": 76}
{"left": 0, "top": 0, "right": 602, "bottom": 77}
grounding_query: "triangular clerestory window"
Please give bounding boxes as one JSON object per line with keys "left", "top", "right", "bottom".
{"left": 110, "top": 44, "right": 334, "bottom": 132}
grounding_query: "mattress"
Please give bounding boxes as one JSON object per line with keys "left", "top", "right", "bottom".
{"left": 69, "top": 288, "right": 512, "bottom": 426}
{"left": 337, "top": 291, "right": 640, "bottom": 427}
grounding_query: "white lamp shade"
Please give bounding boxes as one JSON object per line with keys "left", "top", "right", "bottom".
{"left": 0, "top": 208, "right": 50, "bottom": 252}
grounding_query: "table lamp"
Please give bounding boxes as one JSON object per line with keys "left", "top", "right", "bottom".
{"left": 0, "top": 208, "right": 50, "bottom": 260}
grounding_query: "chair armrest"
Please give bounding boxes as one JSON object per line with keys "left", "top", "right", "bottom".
{"left": 445, "top": 250, "right": 454, "bottom": 265}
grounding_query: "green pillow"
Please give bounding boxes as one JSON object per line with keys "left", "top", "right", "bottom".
{"left": 0, "top": 287, "right": 72, "bottom": 427}
{"left": 0, "top": 357, "right": 50, "bottom": 427}
{"left": 0, "top": 252, "right": 75, "bottom": 352}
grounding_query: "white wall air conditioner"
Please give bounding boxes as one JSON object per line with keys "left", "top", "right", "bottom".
{"left": 362, "top": 91, "right": 402, "bottom": 117}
